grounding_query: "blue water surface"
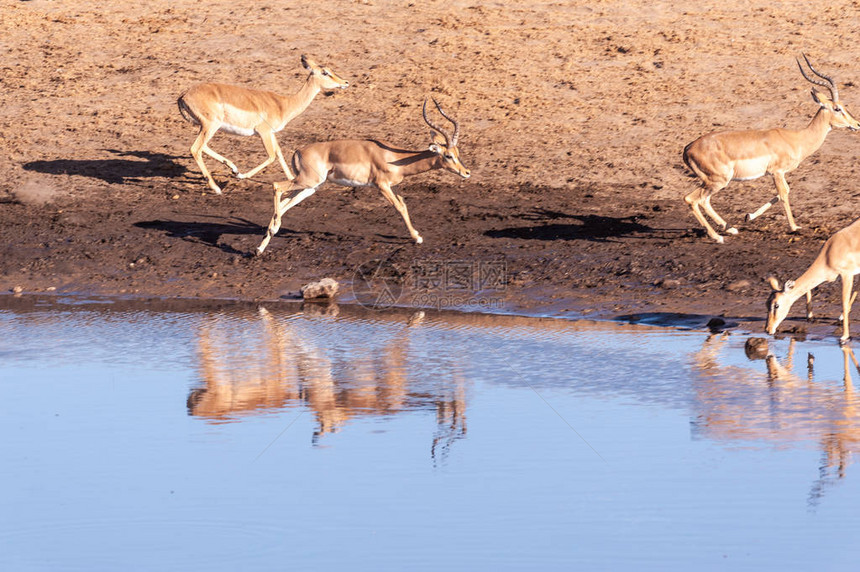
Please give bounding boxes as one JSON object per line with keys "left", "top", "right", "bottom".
{"left": 1, "top": 297, "right": 858, "bottom": 571}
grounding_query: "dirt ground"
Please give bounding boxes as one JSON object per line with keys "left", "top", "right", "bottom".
{"left": 4, "top": 0, "right": 860, "bottom": 337}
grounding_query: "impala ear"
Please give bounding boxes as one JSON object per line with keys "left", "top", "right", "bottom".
{"left": 811, "top": 88, "right": 832, "bottom": 108}
{"left": 768, "top": 276, "right": 781, "bottom": 291}
{"left": 429, "top": 131, "right": 447, "bottom": 151}
{"left": 301, "top": 54, "right": 316, "bottom": 71}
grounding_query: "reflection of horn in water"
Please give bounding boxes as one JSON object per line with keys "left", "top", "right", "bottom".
{"left": 692, "top": 335, "right": 860, "bottom": 506}
{"left": 187, "top": 306, "right": 470, "bottom": 457}
{"left": 431, "top": 370, "right": 467, "bottom": 467}
{"left": 809, "top": 345, "right": 860, "bottom": 506}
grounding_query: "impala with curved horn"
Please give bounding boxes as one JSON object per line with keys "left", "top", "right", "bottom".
{"left": 177, "top": 55, "right": 349, "bottom": 194}
{"left": 766, "top": 217, "right": 860, "bottom": 343}
{"left": 683, "top": 54, "right": 859, "bottom": 243}
{"left": 255, "top": 98, "right": 470, "bottom": 256}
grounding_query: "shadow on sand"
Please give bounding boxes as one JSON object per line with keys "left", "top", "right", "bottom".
{"left": 23, "top": 149, "right": 188, "bottom": 184}
{"left": 485, "top": 208, "right": 654, "bottom": 242}
{"left": 135, "top": 217, "right": 262, "bottom": 256}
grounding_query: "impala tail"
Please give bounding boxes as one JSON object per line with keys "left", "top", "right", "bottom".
{"left": 177, "top": 94, "right": 200, "bottom": 126}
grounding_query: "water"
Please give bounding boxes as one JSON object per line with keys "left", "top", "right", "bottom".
{"left": 1, "top": 296, "right": 859, "bottom": 570}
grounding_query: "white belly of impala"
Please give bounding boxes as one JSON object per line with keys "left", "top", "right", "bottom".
{"left": 219, "top": 123, "right": 256, "bottom": 137}
{"left": 329, "top": 177, "right": 372, "bottom": 188}
{"left": 732, "top": 157, "right": 770, "bottom": 181}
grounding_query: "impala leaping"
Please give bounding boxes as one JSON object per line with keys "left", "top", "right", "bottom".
{"left": 684, "top": 54, "right": 859, "bottom": 243}
{"left": 255, "top": 98, "right": 470, "bottom": 256}
{"left": 177, "top": 55, "right": 349, "bottom": 194}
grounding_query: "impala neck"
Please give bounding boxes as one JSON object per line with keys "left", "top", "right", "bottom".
{"left": 796, "top": 108, "right": 833, "bottom": 161}
{"left": 391, "top": 150, "right": 442, "bottom": 177}
{"left": 783, "top": 261, "right": 831, "bottom": 307}
{"left": 276, "top": 74, "right": 322, "bottom": 128}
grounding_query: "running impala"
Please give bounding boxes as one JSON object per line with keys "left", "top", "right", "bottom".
{"left": 683, "top": 54, "right": 860, "bottom": 243}
{"left": 177, "top": 55, "right": 349, "bottom": 194}
{"left": 766, "top": 217, "right": 860, "bottom": 343}
{"left": 255, "top": 98, "right": 470, "bottom": 256}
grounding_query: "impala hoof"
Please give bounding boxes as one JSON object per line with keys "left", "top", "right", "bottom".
{"left": 712, "top": 235, "right": 725, "bottom": 244}
{"left": 415, "top": 236, "right": 423, "bottom": 245}
{"left": 840, "top": 337, "right": 852, "bottom": 346}
{"left": 744, "top": 213, "right": 753, "bottom": 223}
{"left": 254, "top": 247, "right": 264, "bottom": 257}
{"left": 726, "top": 227, "right": 738, "bottom": 235}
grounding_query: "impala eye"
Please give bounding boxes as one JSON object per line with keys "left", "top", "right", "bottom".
{"left": 322, "top": 70, "right": 331, "bottom": 77}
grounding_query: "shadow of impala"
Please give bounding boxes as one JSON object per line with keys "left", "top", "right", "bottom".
{"left": 23, "top": 149, "right": 188, "bottom": 184}
{"left": 484, "top": 208, "right": 657, "bottom": 242}
{"left": 135, "top": 216, "right": 267, "bottom": 255}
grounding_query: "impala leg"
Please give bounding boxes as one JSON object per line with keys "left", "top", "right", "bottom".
{"left": 201, "top": 145, "right": 239, "bottom": 176}
{"left": 773, "top": 172, "right": 801, "bottom": 232}
{"left": 746, "top": 196, "right": 780, "bottom": 223}
{"left": 806, "top": 291, "right": 813, "bottom": 320}
{"left": 255, "top": 183, "right": 286, "bottom": 256}
{"left": 190, "top": 125, "right": 226, "bottom": 194}
{"left": 684, "top": 186, "right": 725, "bottom": 243}
{"left": 378, "top": 183, "right": 423, "bottom": 244}
{"left": 255, "top": 183, "right": 317, "bottom": 256}
{"left": 839, "top": 290, "right": 858, "bottom": 322}
{"left": 841, "top": 273, "right": 854, "bottom": 343}
{"left": 275, "top": 143, "right": 295, "bottom": 180}
{"left": 701, "top": 195, "right": 738, "bottom": 235}
{"left": 238, "top": 128, "right": 280, "bottom": 180}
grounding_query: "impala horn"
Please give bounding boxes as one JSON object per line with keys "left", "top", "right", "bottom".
{"left": 797, "top": 53, "right": 839, "bottom": 102}
{"left": 423, "top": 98, "right": 457, "bottom": 146}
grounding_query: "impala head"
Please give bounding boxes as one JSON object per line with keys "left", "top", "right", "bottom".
{"left": 301, "top": 54, "right": 349, "bottom": 91}
{"left": 423, "top": 98, "right": 470, "bottom": 179}
{"left": 766, "top": 276, "right": 795, "bottom": 335}
{"left": 798, "top": 53, "right": 860, "bottom": 131}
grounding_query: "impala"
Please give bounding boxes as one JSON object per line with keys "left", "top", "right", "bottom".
{"left": 683, "top": 54, "right": 860, "bottom": 243}
{"left": 254, "top": 98, "right": 470, "bottom": 256}
{"left": 177, "top": 54, "right": 349, "bottom": 194}
{"left": 766, "top": 217, "right": 860, "bottom": 343}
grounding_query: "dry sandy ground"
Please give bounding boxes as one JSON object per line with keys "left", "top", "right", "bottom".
{"left": 4, "top": 0, "right": 860, "bottom": 337}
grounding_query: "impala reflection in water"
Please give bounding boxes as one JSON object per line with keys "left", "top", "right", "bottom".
{"left": 692, "top": 333, "right": 860, "bottom": 506}
{"left": 7, "top": 297, "right": 860, "bottom": 568}
{"left": 187, "top": 305, "right": 467, "bottom": 455}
